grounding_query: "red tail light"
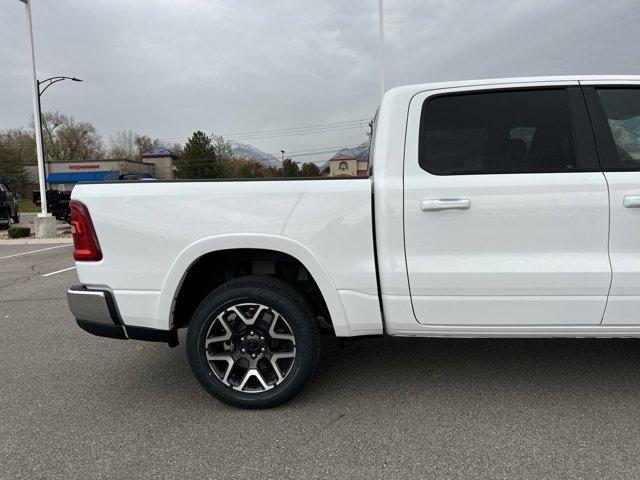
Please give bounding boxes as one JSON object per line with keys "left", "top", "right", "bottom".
{"left": 70, "top": 200, "right": 102, "bottom": 261}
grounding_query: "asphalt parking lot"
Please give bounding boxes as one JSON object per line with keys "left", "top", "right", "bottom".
{"left": 2, "top": 244, "right": 640, "bottom": 479}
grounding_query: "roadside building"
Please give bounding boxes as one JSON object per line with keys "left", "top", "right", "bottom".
{"left": 23, "top": 158, "right": 154, "bottom": 194}
{"left": 140, "top": 147, "right": 179, "bottom": 180}
{"left": 21, "top": 147, "right": 181, "bottom": 196}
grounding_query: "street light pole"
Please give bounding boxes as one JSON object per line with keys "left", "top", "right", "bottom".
{"left": 19, "top": 0, "right": 48, "bottom": 217}
{"left": 280, "top": 150, "right": 285, "bottom": 178}
{"left": 35, "top": 86, "right": 46, "bottom": 189}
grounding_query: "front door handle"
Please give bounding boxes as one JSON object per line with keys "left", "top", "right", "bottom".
{"left": 421, "top": 199, "right": 471, "bottom": 212}
{"left": 624, "top": 196, "right": 640, "bottom": 208}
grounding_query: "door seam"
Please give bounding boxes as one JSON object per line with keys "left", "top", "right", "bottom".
{"left": 600, "top": 171, "right": 614, "bottom": 325}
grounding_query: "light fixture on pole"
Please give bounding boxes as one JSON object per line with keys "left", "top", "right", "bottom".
{"left": 37, "top": 76, "right": 83, "bottom": 188}
{"left": 17, "top": 0, "right": 57, "bottom": 237}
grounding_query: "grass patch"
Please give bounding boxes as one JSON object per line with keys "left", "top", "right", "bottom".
{"left": 19, "top": 198, "right": 39, "bottom": 213}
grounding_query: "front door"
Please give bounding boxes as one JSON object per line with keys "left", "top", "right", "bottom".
{"left": 403, "top": 84, "right": 611, "bottom": 326}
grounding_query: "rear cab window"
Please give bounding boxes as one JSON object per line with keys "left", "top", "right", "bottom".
{"left": 419, "top": 88, "right": 594, "bottom": 175}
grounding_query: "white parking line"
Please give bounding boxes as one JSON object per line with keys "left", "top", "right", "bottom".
{"left": 0, "top": 244, "right": 72, "bottom": 260}
{"left": 42, "top": 266, "right": 76, "bottom": 277}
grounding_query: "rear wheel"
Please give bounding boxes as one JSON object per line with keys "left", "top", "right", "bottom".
{"left": 186, "top": 275, "right": 320, "bottom": 409}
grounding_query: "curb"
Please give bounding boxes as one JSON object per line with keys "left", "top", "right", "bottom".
{"left": 0, "top": 238, "right": 73, "bottom": 245}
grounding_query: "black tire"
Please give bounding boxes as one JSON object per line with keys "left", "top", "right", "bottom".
{"left": 186, "top": 275, "right": 320, "bottom": 409}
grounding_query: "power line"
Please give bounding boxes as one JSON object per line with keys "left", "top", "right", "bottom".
{"left": 155, "top": 116, "right": 373, "bottom": 142}
{"left": 155, "top": 124, "right": 369, "bottom": 143}
{"left": 156, "top": 117, "right": 371, "bottom": 140}
{"left": 227, "top": 125, "right": 368, "bottom": 141}
{"left": 218, "top": 117, "right": 372, "bottom": 137}
{"left": 284, "top": 143, "right": 368, "bottom": 155}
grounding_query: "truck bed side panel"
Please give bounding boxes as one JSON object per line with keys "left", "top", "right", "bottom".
{"left": 71, "top": 178, "right": 382, "bottom": 336}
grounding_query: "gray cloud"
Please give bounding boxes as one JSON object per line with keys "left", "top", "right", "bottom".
{"left": 2, "top": 0, "right": 639, "bottom": 162}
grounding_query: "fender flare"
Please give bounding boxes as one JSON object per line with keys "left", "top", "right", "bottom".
{"left": 155, "top": 233, "right": 352, "bottom": 336}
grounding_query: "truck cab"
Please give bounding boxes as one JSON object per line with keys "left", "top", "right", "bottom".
{"left": 374, "top": 76, "right": 640, "bottom": 336}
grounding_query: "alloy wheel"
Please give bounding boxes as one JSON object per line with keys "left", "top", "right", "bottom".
{"left": 204, "top": 303, "right": 297, "bottom": 393}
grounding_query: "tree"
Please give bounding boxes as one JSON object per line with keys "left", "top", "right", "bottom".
{"left": 300, "top": 162, "right": 320, "bottom": 177}
{"left": 40, "top": 111, "right": 103, "bottom": 162}
{"left": 107, "top": 130, "right": 139, "bottom": 159}
{"left": 175, "top": 131, "right": 217, "bottom": 179}
{"left": 0, "top": 129, "right": 35, "bottom": 195}
{"left": 134, "top": 134, "right": 161, "bottom": 156}
{"left": 0, "top": 141, "right": 31, "bottom": 196}
{"left": 236, "top": 161, "right": 264, "bottom": 178}
{"left": 108, "top": 130, "right": 181, "bottom": 161}
{"left": 210, "top": 134, "right": 239, "bottom": 178}
{"left": 212, "top": 135, "right": 233, "bottom": 159}
{"left": 165, "top": 142, "right": 183, "bottom": 158}
{"left": 176, "top": 133, "right": 240, "bottom": 179}
{"left": 279, "top": 158, "right": 300, "bottom": 177}
{"left": 0, "top": 128, "right": 36, "bottom": 165}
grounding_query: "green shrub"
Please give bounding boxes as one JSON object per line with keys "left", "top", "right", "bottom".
{"left": 8, "top": 227, "right": 30, "bottom": 239}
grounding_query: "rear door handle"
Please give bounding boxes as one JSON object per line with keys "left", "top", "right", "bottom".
{"left": 624, "top": 196, "right": 640, "bottom": 208}
{"left": 420, "top": 199, "right": 471, "bottom": 212}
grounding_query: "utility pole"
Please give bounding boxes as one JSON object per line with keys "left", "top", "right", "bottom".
{"left": 378, "top": 0, "right": 385, "bottom": 102}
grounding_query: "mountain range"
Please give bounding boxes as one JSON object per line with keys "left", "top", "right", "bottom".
{"left": 230, "top": 140, "right": 370, "bottom": 169}
{"left": 228, "top": 140, "right": 280, "bottom": 167}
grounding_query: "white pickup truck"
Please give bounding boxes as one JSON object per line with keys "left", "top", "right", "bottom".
{"left": 67, "top": 76, "right": 640, "bottom": 408}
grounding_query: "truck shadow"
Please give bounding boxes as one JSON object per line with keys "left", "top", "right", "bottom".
{"left": 106, "top": 333, "right": 640, "bottom": 410}
{"left": 304, "top": 335, "right": 640, "bottom": 405}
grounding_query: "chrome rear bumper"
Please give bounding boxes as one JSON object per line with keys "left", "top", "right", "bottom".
{"left": 67, "top": 286, "right": 118, "bottom": 325}
{"left": 67, "top": 285, "right": 127, "bottom": 339}
{"left": 67, "top": 284, "right": 178, "bottom": 346}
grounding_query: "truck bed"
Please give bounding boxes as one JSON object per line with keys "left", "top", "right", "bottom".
{"left": 71, "top": 177, "right": 383, "bottom": 336}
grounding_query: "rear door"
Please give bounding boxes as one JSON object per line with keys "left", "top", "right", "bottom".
{"left": 403, "top": 83, "right": 611, "bottom": 326}
{"left": 584, "top": 84, "right": 640, "bottom": 325}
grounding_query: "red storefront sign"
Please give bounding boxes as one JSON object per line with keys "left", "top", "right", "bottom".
{"left": 69, "top": 164, "right": 100, "bottom": 170}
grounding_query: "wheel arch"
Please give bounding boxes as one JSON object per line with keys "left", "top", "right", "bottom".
{"left": 156, "top": 233, "right": 351, "bottom": 336}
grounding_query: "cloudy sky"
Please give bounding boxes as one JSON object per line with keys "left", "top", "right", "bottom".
{"left": 1, "top": 0, "right": 639, "bottom": 163}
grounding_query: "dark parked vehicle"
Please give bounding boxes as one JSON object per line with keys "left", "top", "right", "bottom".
{"left": 0, "top": 183, "right": 20, "bottom": 230}
{"left": 33, "top": 190, "right": 72, "bottom": 223}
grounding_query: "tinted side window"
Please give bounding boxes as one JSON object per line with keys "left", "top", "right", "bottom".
{"left": 595, "top": 88, "right": 640, "bottom": 170}
{"left": 419, "top": 89, "right": 579, "bottom": 175}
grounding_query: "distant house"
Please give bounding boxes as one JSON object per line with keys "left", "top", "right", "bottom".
{"left": 328, "top": 145, "right": 369, "bottom": 177}
{"left": 140, "top": 147, "right": 180, "bottom": 180}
